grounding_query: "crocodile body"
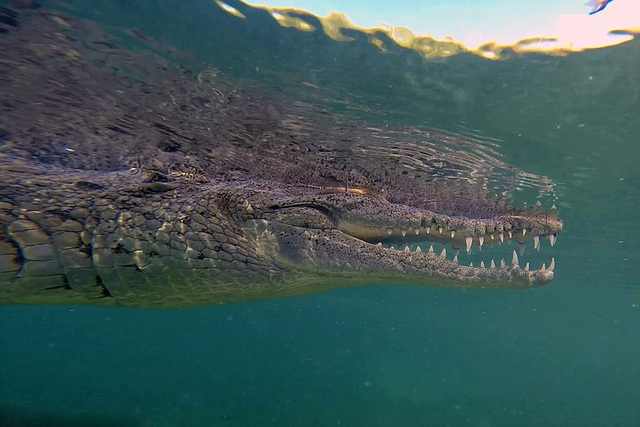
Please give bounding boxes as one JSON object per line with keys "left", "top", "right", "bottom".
{"left": 0, "top": 8, "right": 561, "bottom": 307}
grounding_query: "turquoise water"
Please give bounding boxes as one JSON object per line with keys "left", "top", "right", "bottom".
{"left": 1, "top": 0, "right": 639, "bottom": 426}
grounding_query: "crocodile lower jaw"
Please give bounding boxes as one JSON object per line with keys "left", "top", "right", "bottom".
{"left": 337, "top": 220, "right": 557, "bottom": 281}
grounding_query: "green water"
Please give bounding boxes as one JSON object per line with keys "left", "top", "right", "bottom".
{"left": 1, "top": 0, "right": 639, "bottom": 426}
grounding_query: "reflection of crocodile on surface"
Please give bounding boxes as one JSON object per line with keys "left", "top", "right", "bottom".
{"left": 0, "top": 8, "right": 562, "bottom": 308}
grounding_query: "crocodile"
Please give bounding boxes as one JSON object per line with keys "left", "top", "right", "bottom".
{"left": 0, "top": 8, "right": 562, "bottom": 308}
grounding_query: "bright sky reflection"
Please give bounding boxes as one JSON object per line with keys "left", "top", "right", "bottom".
{"left": 243, "top": 0, "right": 640, "bottom": 51}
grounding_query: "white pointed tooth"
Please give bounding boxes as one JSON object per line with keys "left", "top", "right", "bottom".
{"left": 524, "top": 262, "right": 530, "bottom": 271}
{"left": 416, "top": 245, "right": 422, "bottom": 253}
{"left": 469, "top": 262, "right": 474, "bottom": 267}
{"left": 428, "top": 245, "right": 434, "bottom": 253}
{"left": 512, "top": 250, "right": 519, "bottom": 266}
{"left": 390, "top": 245, "right": 395, "bottom": 250}
{"left": 454, "top": 248, "right": 460, "bottom": 257}
{"left": 465, "top": 236, "right": 473, "bottom": 253}
{"left": 438, "top": 226, "right": 443, "bottom": 234}
{"left": 540, "top": 263, "right": 546, "bottom": 272}
{"left": 549, "top": 233, "right": 556, "bottom": 247}
{"left": 453, "top": 255, "right": 458, "bottom": 264}
{"left": 404, "top": 245, "right": 410, "bottom": 252}
{"left": 478, "top": 236, "right": 484, "bottom": 247}
{"left": 451, "top": 230, "right": 456, "bottom": 238}
{"left": 490, "top": 260, "right": 496, "bottom": 269}
{"left": 489, "top": 233, "right": 495, "bottom": 240}
{"left": 519, "top": 242, "right": 525, "bottom": 256}
{"left": 480, "top": 261, "right": 486, "bottom": 268}
{"left": 548, "top": 257, "right": 555, "bottom": 271}
{"left": 401, "top": 229, "right": 407, "bottom": 237}
{"left": 522, "top": 229, "right": 527, "bottom": 236}
{"left": 533, "top": 235, "right": 540, "bottom": 250}
{"left": 508, "top": 230, "right": 513, "bottom": 239}
{"left": 377, "top": 242, "right": 382, "bottom": 247}
{"left": 414, "top": 227, "right": 420, "bottom": 235}
{"left": 500, "top": 258, "right": 506, "bottom": 268}
{"left": 425, "top": 227, "right": 430, "bottom": 234}
{"left": 440, "top": 248, "right": 447, "bottom": 258}
{"left": 551, "top": 204, "right": 557, "bottom": 209}
{"left": 499, "top": 232, "right": 504, "bottom": 242}
{"left": 387, "top": 228, "right": 393, "bottom": 235}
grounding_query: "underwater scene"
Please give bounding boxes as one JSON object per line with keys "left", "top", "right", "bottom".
{"left": 0, "top": 0, "right": 639, "bottom": 425}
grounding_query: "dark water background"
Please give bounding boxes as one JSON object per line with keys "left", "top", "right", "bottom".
{"left": 1, "top": 0, "right": 639, "bottom": 425}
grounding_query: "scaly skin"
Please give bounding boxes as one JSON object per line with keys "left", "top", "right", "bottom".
{"left": 0, "top": 160, "right": 561, "bottom": 308}
{"left": 0, "top": 8, "right": 562, "bottom": 307}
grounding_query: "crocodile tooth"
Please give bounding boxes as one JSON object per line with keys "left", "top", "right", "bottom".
{"left": 519, "top": 242, "right": 525, "bottom": 256}
{"left": 500, "top": 258, "right": 506, "bottom": 268}
{"left": 551, "top": 204, "right": 557, "bottom": 209}
{"left": 425, "top": 227, "right": 430, "bottom": 234}
{"left": 490, "top": 260, "right": 496, "bottom": 269}
{"left": 428, "top": 245, "right": 434, "bottom": 253}
{"left": 401, "top": 229, "right": 407, "bottom": 237}
{"left": 440, "top": 248, "right": 447, "bottom": 258}
{"left": 480, "top": 261, "right": 486, "bottom": 268}
{"left": 533, "top": 235, "right": 540, "bottom": 250}
{"left": 450, "top": 230, "right": 456, "bottom": 238}
{"left": 478, "top": 236, "right": 484, "bottom": 247}
{"left": 548, "top": 257, "right": 555, "bottom": 271}
{"left": 438, "top": 226, "right": 444, "bottom": 234}
{"left": 453, "top": 255, "right": 458, "bottom": 264}
{"left": 549, "top": 233, "right": 556, "bottom": 246}
{"left": 465, "top": 236, "right": 473, "bottom": 253}
{"left": 415, "top": 245, "right": 422, "bottom": 253}
{"left": 489, "top": 233, "right": 495, "bottom": 240}
{"left": 524, "top": 262, "right": 530, "bottom": 271}
{"left": 508, "top": 230, "right": 513, "bottom": 239}
{"left": 512, "top": 250, "right": 518, "bottom": 266}
{"left": 499, "top": 232, "right": 504, "bottom": 242}
{"left": 454, "top": 248, "right": 460, "bottom": 257}
{"left": 377, "top": 242, "right": 382, "bottom": 247}
{"left": 404, "top": 245, "right": 410, "bottom": 252}
{"left": 469, "top": 262, "right": 474, "bottom": 267}
{"left": 387, "top": 228, "right": 393, "bottom": 235}
{"left": 540, "top": 262, "right": 546, "bottom": 272}
{"left": 414, "top": 228, "right": 420, "bottom": 235}
{"left": 522, "top": 229, "right": 527, "bottom": 236}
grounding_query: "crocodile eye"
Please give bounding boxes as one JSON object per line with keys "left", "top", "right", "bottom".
{"left": 268, "top": 207, "right": 334, "bottom": 229}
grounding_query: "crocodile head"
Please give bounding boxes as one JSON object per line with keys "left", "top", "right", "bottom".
{"left": 230, "top": 182, "right": 561, "bottom": 290}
